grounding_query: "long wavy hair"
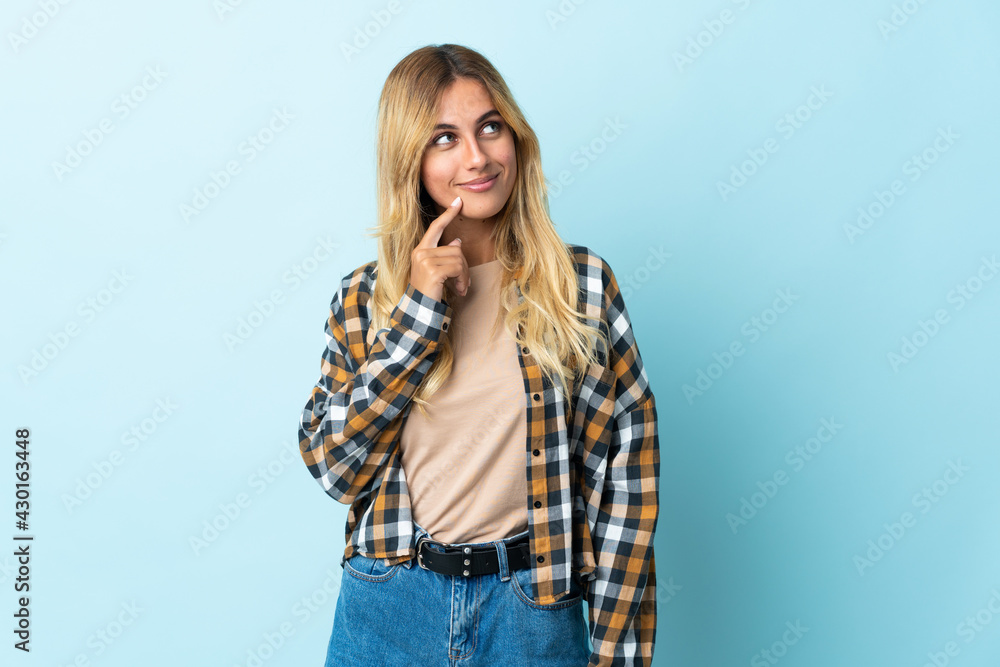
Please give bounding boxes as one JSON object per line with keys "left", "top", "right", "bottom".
{"left": 364, "top": 43, "right": 608, "bottom": 416}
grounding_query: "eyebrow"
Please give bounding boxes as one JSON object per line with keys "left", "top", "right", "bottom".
{"left": 433, "top": 109, "right": 502, "bottom": 131}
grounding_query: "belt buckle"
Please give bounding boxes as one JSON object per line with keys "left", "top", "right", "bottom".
{"left": 416, "top": 536, "right": 431, "bottom": 571}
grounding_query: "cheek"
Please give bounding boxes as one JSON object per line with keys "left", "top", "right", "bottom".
{"left": 421, "top": 159, "right": 449, "bottom": 194}
{"left": 500, "top": 150, "right": 517, "bottom": 184}
{"left": 497, "top": 140, "right": 517, "bottom": 173}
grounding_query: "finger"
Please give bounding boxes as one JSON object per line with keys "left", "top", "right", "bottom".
{"left": 422, "top": 254, "right": 465, "bottom": 295}
{"left": 437, "top": 239, "right": 466, "bottom": 291}
{"left": 416, "top": 196, "right": 463, "bottom": 249}
{"left": 435, "top": 254, "right": 469, "bottom": 295}
{"left": 439, "top": 238, "right": 468, "bottom": 293}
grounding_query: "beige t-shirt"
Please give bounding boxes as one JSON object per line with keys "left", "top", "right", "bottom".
{"left": 399, "top": 259, "right": 529, "bottom": 544}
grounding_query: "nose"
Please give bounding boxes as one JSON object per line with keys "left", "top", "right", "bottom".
{"left": 462, "top": 136, "right": 487, "bottom": 168}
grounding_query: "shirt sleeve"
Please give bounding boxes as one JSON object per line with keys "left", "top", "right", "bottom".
{"left": 586, "top": 258, "right": 660, "bottom": 666}
{"left": 298, "top": 278, "right": 453, "bottom": 505}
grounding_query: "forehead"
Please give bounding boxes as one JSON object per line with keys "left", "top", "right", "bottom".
{"left": 435, "top": 78, "right": 494, "bottom": 122}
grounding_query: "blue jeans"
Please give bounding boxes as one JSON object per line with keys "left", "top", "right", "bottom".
{"left": 324, "top": 521, "right": 590, "bottom": 666}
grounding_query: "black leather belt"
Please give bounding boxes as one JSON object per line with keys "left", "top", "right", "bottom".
{"left": 415, "top": 534, "right": 530, "bottom": 577}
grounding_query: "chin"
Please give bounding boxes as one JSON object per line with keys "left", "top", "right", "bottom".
{"left": 458, "top": 198, "right": 506, "bottom": 221}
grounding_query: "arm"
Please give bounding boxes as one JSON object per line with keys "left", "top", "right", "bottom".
{"left": 586, "top": 258, "right": 660, "bottom": 666}
{"left": 298, "top": 276, "right": 453, "bottom": 505}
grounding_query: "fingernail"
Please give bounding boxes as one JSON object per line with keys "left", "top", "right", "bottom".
{"left": 452, "top": 196, "right": 461, "bottom": 207}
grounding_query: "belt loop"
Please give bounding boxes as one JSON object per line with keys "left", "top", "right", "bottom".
{"left": 409, "top": 522, "right": 431, "bottom": 571}
{"left": 494, "top": 539, "right": 510, "bottom": 582}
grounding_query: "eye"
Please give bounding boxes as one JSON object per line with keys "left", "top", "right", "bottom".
{"left": 432, "top": 132, "right": 455, "bottom": 146}
{"left": 430, "top": 121, "right": 503, "bottom": 147}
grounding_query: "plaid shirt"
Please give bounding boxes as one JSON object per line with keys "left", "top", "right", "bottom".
{"left": 298, "top": 243, "right": 659, "bottom": 666}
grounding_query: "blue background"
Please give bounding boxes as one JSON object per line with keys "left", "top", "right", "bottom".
{"left": 2, "top": 1, "right": 998, "bottom": 665}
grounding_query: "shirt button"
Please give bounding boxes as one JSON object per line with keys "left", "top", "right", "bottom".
{"left": 536, "top": 555, "right": 545, "bottom": 563}
{"left": 533, "top": 501, "right": 542, "bottom": 508}
{"left": 522, "top": 346, "right": 529, "bottom": 354}
{"left": 532, "top": 449, "right": 540, "bottom": 456}
{"left": 533, "top": 393, "right": 540, "bottom": 401}
{"left": 443, "top": 322, "right": 449, "bottom": 330}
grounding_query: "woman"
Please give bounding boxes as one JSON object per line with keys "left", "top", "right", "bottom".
{"left": 298, "top": 43, "right": 659, "bottom": 666}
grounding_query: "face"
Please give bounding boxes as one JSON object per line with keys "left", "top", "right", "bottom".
{"left": 420, "top": 77, "right": 517, "bottom": 224}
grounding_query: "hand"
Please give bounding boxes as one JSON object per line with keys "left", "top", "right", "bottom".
{"left": 410, "top": 196, "right": 470, "bottom": 303}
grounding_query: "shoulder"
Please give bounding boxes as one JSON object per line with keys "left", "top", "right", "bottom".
{"left": 564, "top": 242, "right": 620, "bottom": 304}
{"left": 565, "top": 242, "right": 616, "bottom": 279}
{"left": 565, "top": 242, "right": 600, "bottom": 269}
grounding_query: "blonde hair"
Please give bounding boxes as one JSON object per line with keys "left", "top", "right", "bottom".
{"left": 364, "top": 43, "right": 608, "bottom": 416}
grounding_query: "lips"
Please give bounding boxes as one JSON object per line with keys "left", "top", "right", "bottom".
{"left": 459, "top": 173, "right": 497, "bottom": 186}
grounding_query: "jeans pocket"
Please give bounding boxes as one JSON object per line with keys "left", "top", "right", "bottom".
{"left": 343, "top": 553, "right": 402, "bottom": 583}
{"left": 509, "top": 566, "right": 583, "bottom": 611}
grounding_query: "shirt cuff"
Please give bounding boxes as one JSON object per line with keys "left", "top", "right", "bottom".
{"left": 390, "top": 282, "right": 453, "bottom": 343}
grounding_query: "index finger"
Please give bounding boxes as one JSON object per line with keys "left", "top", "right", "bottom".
{"left": 416, "top": 196, "right": 463, "bottom": 249}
